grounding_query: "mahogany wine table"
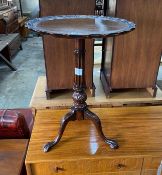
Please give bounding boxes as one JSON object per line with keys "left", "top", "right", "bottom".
{"left": 26, "top": 15, "right": 135, "bottom": 152}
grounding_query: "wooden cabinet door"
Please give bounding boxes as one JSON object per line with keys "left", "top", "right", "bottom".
{"left": 102, "top": 0, "right": 162, "bottom": 93}
{"left": 39, "top": 0, "right": 95, "bottom": 90}
{"left": 111, "top": 0, "right": 162, "bottom": 89}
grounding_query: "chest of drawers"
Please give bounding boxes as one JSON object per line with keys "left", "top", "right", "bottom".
{"left": 0, "top": 33, "right": 21, "bottom": 61}
{"left": 0, "top": 6, "right": 19, "bottom": 34}
{"left": 26, "top": 107, "right": 162, "bottom": 175}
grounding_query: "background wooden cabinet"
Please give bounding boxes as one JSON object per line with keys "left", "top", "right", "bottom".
{"left": 0, "top": 7, "right": 21, "bottom": 61}
{"left": 39, "top": 0, "right": 95, "bottom": 98}
{"left": 0, "top": 7, "right": 19, "bottom": 33}
{"left": 0, "top": 33, "right": 21, "bottom": 61}
{"left": 101, "top": 0, "right": 162, "bottom": 97}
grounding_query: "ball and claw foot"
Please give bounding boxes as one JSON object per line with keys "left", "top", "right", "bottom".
{"left": 43, "top": 142, "right": 55, "bottom": 153}
{"left": 43, "top": 111, "right": 75, "bottom": 153}
{"left": 84, "top": 109, "right": 119, "bottom": 150}
{"left": 106, "top": 139, "right": 119, "bottom": 149}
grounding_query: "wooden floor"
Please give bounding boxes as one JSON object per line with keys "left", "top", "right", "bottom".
{"left": 30, "top": 72, "right": 162, "bottom": 109}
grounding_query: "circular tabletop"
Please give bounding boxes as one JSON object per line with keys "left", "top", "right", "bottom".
{"left": 26, "top": 15, "right": 135, "bottom": 38}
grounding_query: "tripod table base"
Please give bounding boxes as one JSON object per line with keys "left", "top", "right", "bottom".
{"left": 43, "top": 107, "right": 118, "bottom": 153}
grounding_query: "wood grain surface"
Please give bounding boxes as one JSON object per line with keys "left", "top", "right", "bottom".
{"left": 26, "top": 16, "right": 135, "bottom": 38}
{"left": 0, "top": 139, "right": 28, "bottom": 175}
{"left": 26, "top": 106, "right": 162, "bottom": 174}
{"left": 102, "top": 0, "right": 162, "bottom": 95}
{"left": 39, "top": 0, "right": 95, "bottom": 91}
{"left": 29, "top": 76, "right": 162, "bottom": 109}
{"left": 111, "top": 0, "right": 162, "bottom": 88}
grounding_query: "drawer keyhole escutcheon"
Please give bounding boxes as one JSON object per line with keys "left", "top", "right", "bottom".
{"left": 117, "top": 163, "right": 126, "bottom": 169}
{"left": 54, "top": 166, "right": 65, "bottom": 173}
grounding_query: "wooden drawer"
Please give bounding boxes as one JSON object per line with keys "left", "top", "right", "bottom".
{"left": 142, "top": 169, "right": 157, "bottom": 175}
{"left": 142, "top": 157, "right": 162, "bottom": 175}
{"left": 6, "top": 20, "right": 19, "bottom": 33}
{"left": 30, "top": 157, "right": 143, "bottom": 175}
{"left": 143, "top": 157, "right": 162, "bottom": 169}
{"left": 0, "top": 20, "right": 5, "bottom": 33}
{"left": 89, "top": 172, "right": 140, "bottom": 175}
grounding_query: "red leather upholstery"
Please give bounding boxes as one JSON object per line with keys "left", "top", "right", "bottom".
{"left": 0, "top": 109, "right": 34, "bottom": 139}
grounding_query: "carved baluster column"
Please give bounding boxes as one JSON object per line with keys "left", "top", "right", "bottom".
{"left": 72, "top": 39, "right": 87, "bottom": 120}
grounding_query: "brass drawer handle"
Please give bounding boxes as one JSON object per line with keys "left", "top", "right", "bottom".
{"left": 117, "top": 163, "right": 126, "bottom": 169}
{"left": 54, "top": 167, "right": 65, "bottom": 173}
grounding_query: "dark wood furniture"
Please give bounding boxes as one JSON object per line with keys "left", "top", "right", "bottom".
{"left": 0, "top": 33, "right": 21, "bottom": 70}
{"left": 101, "top": 0, "right": 162, "bottom": 97}
{"left": 0, "top": 6, "right": 19, "bottom": 33}
{"left": 18, "top": 16, "right": 29, "bottom": 38}
{"left": 26, "top": 15, "right": 135, "bottom": 152}
{"left": 39, "top": 0, "right": 96, "bottom": 99}
{"left": 0, "top": 34, "right": 16, "bottom": 70}
{"left": 0, "top": 139, "right": 28, "bottom": 175}
{"left": 26, "top": 106, "right": 162, "bottom": 175}
{"left": 95, "top": 0, "right": 105, "bottom": 15}
{"left": 0, "top": 7, "right": 22, "bottom": 61}
{"left": 0, "top": 33, "right": 21, "bottom": 59}
{"left": 0, "top": 0, "right": 8, "bottom": 11}
{"left": 0, "top": 109, "right": 34, "bottom": 175}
